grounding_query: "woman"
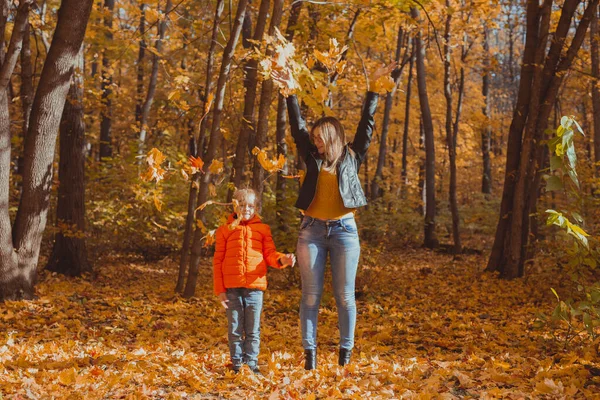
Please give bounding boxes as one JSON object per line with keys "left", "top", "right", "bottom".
{"left": 274, "top": 64, "right": 394, "bottom": 370}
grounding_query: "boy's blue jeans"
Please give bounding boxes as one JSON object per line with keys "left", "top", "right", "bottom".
{"left": 296, "top": 215, "right": 361, "bottom": 351}
{"left": 225, "top": 288, "right": 263, "bottom": 368}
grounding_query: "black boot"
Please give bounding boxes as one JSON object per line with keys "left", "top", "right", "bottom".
{"left": 304, "top": 349, "right": 316, "bottom": 370}
{"left": 339, "top": 348, "right": 352, "bottom": 366}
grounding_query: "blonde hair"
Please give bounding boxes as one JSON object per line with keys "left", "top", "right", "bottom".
{"left": 311, "top": 117, "right": 345, "bottom": 172}
{"left": 233, "top": 188, "right": 257, "bottom": 207}
{"left": 229, "top": 189, "right": 258, "bottom": 229}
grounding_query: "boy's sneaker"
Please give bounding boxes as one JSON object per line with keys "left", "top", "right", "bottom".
{"left": 249, "top": 365, "right": 261, "bottom": 375}
{"left": 228, "top": 363, "right": 241, "bottom": 373}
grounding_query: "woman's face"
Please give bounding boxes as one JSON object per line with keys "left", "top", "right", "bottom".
{"left": 312, "top": 128, "right": 326, "bottom": 155}
{"left": 237, "top": 195, "right": 256, "bottom": 221}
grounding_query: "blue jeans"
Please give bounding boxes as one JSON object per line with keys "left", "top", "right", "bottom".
{"left": 296, "top": 215, "right": 361, "bottom": 351}
{"left": 225, "top": 288, "right": 263, "bottom": 368}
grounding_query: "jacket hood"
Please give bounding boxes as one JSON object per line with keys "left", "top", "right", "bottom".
{"left": 226, "top": 213, "right": 262, "bottom": 225}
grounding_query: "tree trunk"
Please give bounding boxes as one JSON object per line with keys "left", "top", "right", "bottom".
{"left": 275, "top": 1, "right": 302, "bottom": 231}
{"left": 371, "top": 26, "right": 406, "bottom": 200}
{"left": 400, "top": 40, "right": 415, "bottom": 197}
{"left": 481, "top": 25, "right": 492, "bottom": 195}
{"left": 1, "top": 0, "right": 93, "bottom": 300}
{"left": 411, "top": 7, "right": 438, "bottom": 248}
{"left": 175, "top": 0, "right": 225, "bottom": 294}
{"left": 418, "top": 119, "right": 425, "bottom": 215}
{"left": 252, "top": 0, "right": 284, "bottom": 211}
{"left": 99, "top": 0, "right": 114, "bottom": 159}
{"left": 46, "top": 48, "right": 90, "bottom": 276}
{"left": 135, "top": 2, "right": 145, "bottom": 124}
{"left": 138, "top": 0, "right": 173, "bottom": 159}
{"left": 184, "top": 0, "right": 249, "bottom": 299}
{"left": 229, "top": 0, "right": 271, "bottom": 199}
{"left": 18, "top": 14, "right": 33, "bottom": 179}
{"left": 591, "top": 6, "right": 600, "bottom": 173}
{"left": 488, "top": 0, "right": 598, "bottom": 278}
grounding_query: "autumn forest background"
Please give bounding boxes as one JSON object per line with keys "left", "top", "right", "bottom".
{"left": 2, "top": 0, "right": 600, "bottom": 397}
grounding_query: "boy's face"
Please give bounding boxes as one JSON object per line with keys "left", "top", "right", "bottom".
{"left": 238, "top": 195, "right": 256, "bottom": 221}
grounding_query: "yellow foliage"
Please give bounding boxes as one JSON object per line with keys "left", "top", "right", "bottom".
{"left": 140, "top": 148, "right": 167, "bottom": 183}
{"left": 252, "top": 146, "right": 286, "bottom": 173}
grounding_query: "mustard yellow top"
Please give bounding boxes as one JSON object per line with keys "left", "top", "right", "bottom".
{"left": 304, "top": 169, "right": 356, "bottom": 219}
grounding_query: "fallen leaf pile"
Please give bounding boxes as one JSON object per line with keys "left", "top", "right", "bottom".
{"left": 1, "top": 247, "right": 599, "bottom": 398}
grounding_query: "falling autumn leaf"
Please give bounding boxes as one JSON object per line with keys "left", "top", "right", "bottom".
{"left": 140, "top": 148, "right": 167, "bottom": 183}
{"left": 252, "top": 146, "right": 286, "bottom": 173}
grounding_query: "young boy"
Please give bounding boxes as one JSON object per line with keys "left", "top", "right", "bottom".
{"left": 213, "top": 189, "right": 295, "bottom": 373}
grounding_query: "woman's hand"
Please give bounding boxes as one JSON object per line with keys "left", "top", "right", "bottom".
{"left": 271, "top": 68, "right": 299, "bottom": 97}
{"left": 280, "top": 253, "right": 296, "bottom": 267}
{"left": 218, "top": 293, "right": 229, "bottom": 309}
{"left": 370, "top": 62, "right": 397, "bottom": 82}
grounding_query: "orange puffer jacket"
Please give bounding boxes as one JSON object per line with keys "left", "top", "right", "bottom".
{"left": 213, "top": 214, "right": 285, "bottom": 295}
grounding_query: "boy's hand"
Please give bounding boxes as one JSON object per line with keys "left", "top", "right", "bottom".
{"left": 281, "top": 253, "right": 296, "bottom": 267}
{"left": 218, "top": 293, "right": 229, "bottom": 309}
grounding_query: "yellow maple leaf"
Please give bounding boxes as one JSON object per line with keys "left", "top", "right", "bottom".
{"left": 140, "top": 148, "right": 167, "bottom": 183}
{"left": 252, "top": 147, "right": 285, "bottom": 173}
{"left": 208, "top": 159, "right": 224, "bottom": 175}
{"left": 189, "top": 155, "right": 204, "bottom": 174}
{"left": 58, "top": 367, "right": 77, "bottom": 385}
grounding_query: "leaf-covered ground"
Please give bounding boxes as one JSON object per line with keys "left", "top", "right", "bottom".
{"left": 1, "top": 246, "right": 600, "bottom": 399}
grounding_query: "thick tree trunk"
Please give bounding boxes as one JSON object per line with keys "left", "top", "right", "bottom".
{"left": 0, "top": 0, "right": 13, "bottom": 301}
{"left": 1, "top": 0, "right": 93, "bottom": 300}
{"left": 138, "top": 0, "right": 173, "bottom": 158}
{"left": 135, "top": 3, "right": 146, "bottom": 124}
{"left": 99, "top": 0, "right": 115, "bottom": 159}
{"left": 400, "top": 40, "right": 415, "bottom": 197}
{"left": 488, "top": 0, "right": 598, "bottom": 278}
{"left": 591, "top": 6, "right": 600, "bottom": 173}
{"left": 411, "top": 7, "right": 438, "bottom": 248}
{"left": 175, "top": 0, "right": 225, "bottom": 294}
{"left": 229, "top": 0, "right": 271, "bottom": 198}
{"left": 184, "top": 0, "right": 249, "bottom": 299}
{"left": 481, "top": 25, "right": 492, "bottom": 195}
{"left": 46, "top": 48, "right": 90, "bottom": 276}
{"left": 371, "top": 26, "right": 406, "bottom": 200}
{"left": 252, "top": 0, "right": 285, "bottom": 211}
{"left": 486, "top": 0, "right": 542, "bottom": 275}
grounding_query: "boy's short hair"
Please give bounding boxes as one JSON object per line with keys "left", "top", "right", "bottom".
{"left": 233, "top": 188, "right": 257, "bottom": 206}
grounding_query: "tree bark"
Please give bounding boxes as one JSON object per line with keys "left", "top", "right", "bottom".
{"left": 591, "top": 5, "right": 600, "bottom": 173}
{"left": 18, "top": 22, "right": 33, "bottom": 177}
{"left": 229, "top": 0, "right": 271, "bottom": 198}
{"left": 481, "top": 24, "right": 492, "bottom": 194}
{"left": 1, "top": 0, "right": 93, "bottom": 300}
{"left": 252, "top": 0, "right": 285, "bottom": 211}
{"left": 99, "top": 0, "right": 115, "bottom": 159}
{"left": 46, "top": 48, "right": 90, "bottom": 276}
{"left": 175, "top": 0, "right": 225, "bottom": 294}
{"left": 411, "top": 7, "right": 438, "bottom": 248}
{"left": 488, "top": 0, "right": 598, "bottom": 278}
{"left": 184, "top": 0, "right": 249, "bottom": 299}
{"left": 486, "top": 0, "right": 543, "bottom": 275}
{"left": 400, "top": 40, "right": 415, "bottom": 197}
{"left": 135, "top": 2, "right": 146, "bottom": 124}
{"left": 138, "top": 0, "right": 173, "bottom": 159}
